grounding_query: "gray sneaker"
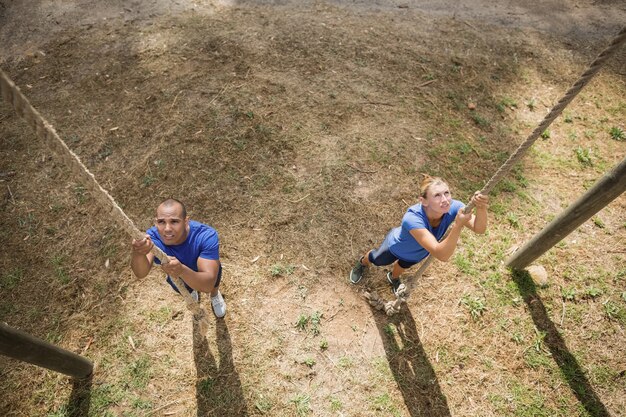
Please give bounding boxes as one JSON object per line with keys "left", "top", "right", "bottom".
{"left": 211, "top": 291, "right": 226, "bottom": 318}
{"left": 386, "top": 272, "right": 402, "bottom": 296}
{"left": 350, "top": 257, "right": 365, "bottom": 284}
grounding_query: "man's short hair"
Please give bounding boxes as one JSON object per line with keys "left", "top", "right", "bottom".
{"left": 158, "top": 198, "right": 187, "bottom": 218}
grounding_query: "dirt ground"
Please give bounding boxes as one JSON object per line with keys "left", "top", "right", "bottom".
{"left": 1, "top": 1, "right": 625, "bottom": 416}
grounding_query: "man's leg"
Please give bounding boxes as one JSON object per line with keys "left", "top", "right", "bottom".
{"left": 209, "top": 266, "right": 226, "bottom": 318}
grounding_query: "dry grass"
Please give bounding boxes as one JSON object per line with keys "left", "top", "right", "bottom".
{"left": 1, "top": 2, "right": 625, "bottom": 416}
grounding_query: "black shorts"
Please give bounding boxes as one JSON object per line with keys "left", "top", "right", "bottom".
{"left": 368, "top": 236, "right": 417, "bottom": 269}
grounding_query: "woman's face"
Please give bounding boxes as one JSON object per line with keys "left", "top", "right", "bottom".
{"left": 422, "top": 182, "right": 452, "bottom": 215}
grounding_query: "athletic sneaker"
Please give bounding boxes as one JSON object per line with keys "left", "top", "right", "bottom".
{"left": 349, "top": 257, "right": 365, "bottom": 284}
{"left": 386, "top": 272, "right": 402, "bottom": 296}
{"left": 211, "top": 291, "right": 226, "bottom": 318}
{"left": 191, "top": 290, "right": 200, "bottom": 303}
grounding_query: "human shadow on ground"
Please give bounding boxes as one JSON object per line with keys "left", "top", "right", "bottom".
{"left": 66, "top": 374, "right": 92, "bottom": 417}
{"left": 511, "top": 270, "right": 610, "bottom": 417}
{"left": 368, "top": 302, "right": 451, "bottom": 417}
{"left": 193, "top": 316, "right": 248, "bottom": 417}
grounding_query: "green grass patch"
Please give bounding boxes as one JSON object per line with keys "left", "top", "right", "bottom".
{"left": 290, "top": 393, "right": 311, "bottom": 416}
{"left": 329, "top": 396, "right": 342, "bottom": 412}
{"left": 508, "top": 381, "right": 555, "bottom": 417}
{"left": 383, "top": 323, "right": 396, "bottom": 336}
{"left": 592, "top": 217, "right": 605, "bottom": 229}
{"left": 270, "top": 263, "right": 295, "bottom": 277}
{"left": 199, "top": 376, "right": 216, "bottom": 394}
{"left": 575, "top": 147, "right": 593, "bottom": 167}
{"left": 131, "top": 397, "right": 153, "bottom": 412}
{"left": 471, "top": 113, "right": 491, "bottom": 129}
{"left": 581, "top": 287, "right": 602, "bottom": 300}
{"left": 310, "top": 311, "right": 322, "bottom": 335}
{"left": 295, "top": 311, "right": 323, "bottom": 335}
{"left": 255, "top": 395, "right": 274, "bottom": 414}
{"left": 371, "top": 356, "right": 394, "bottom": 383}
{"left": 51, "top": 255, "right": 70, "bottom": 285}
{"left": 603, "top": 299, "right": 626, "bottom": 324}
{"left": 609, "top": 126, "right": 625, "bottom": 141}
{"left": 369, "top": 392, "right": 401, "bottom": 416}
{"left": 453, "top": 252, "right": 477, "bottom": 275}
{"left": 126, "top": 355, "right": 152, "bottom": 389}
{"left": 337, "top": 356, "right": 354, "bottom": 369}
{"left": 590, "top": 365, "right": 617, "bottom": 385}
{"left": 497, "top": 96, "right": 518, "bottom": 112}
{"left": 147, "top": 306, "right": 173, "bottom": 324}
{"left": 295, "top": 313, "right": 309, "bottom": 331}
{"left": 90, "top": 383, "right": 125, "bottom": 416}
{"left": 460, "top": 294, "right": 487, "bottom": 320}
{"left": 302, "top": 357, "right": 316, "bottom": 367}
{"left": 0, "top": 267, "right": 23, "bottom": 290}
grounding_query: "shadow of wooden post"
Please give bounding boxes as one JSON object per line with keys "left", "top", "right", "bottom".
{"left": 368, "top": 303, "right": 451, "bottom": 417}
{"left": 193, "top": 316, "right": 248, "bottom": 416}
{"left": 511, "top": 270, "right": 611, "bottom": 417}
{"left": 67, "top": 374, "right": 93, "bottom": 417}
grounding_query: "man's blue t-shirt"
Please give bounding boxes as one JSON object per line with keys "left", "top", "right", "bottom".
{"left": 147, "top": 220, "right": 219, "bottom": 270}
{"left": 386, "top": 200, "right": 464, "bottom": 263}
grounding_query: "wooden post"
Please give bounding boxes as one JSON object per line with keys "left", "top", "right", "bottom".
{"left": 0, "top": 322, "right": 93, "bottom": 379}
{"left": 507, "top": 156, "right": 626, "bottom": 270}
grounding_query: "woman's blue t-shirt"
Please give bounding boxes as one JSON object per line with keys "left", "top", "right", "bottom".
{"left": 386, "top": 200, "right": 464, "bottom": 263}
{"left": 147, "top": 220, "right": 219, "bottom": 270}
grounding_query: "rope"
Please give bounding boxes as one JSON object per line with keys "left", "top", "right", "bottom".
{"left": 0, "top": 69, "right": 211, "bottom": 334}
{"left": 365, "top": 26, "right": 626, "bottom": 316}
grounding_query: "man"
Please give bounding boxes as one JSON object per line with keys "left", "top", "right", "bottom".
{"left": 130, "top": 198, "right": 226, "bottom": 318}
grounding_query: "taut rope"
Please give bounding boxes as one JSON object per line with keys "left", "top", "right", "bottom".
{"left": 0, "top": 69, "right": 211, "bottom": 333}
{"left": 365, "top": 26, "right": 626, "bottom": 315}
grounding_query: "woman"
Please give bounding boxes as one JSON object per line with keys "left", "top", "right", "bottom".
{"left": 349, "top": 175, "right": 489, "bottom": 294}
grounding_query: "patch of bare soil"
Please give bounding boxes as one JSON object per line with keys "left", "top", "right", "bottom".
{"left": 1, "top": 1, "right": 625, "bottom": 416}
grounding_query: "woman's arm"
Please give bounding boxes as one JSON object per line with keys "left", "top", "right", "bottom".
{"left": 409, "top": 209, "right": 473, "bottom": 262}
{"left": 465, "top": 192, "right": 489, "bottom": 234}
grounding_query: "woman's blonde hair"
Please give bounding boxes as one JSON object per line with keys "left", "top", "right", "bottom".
{"left": 419, "top": 174, "right": 447, "bottom": 198}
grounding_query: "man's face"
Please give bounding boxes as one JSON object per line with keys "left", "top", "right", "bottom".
{"left": 155, "top": 203, "right": 189, "bottom": 245}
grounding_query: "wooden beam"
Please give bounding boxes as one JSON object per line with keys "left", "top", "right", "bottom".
{"left": 507, "top": 156, "right": 626, "bottom": 270}
{"left": 0, "top": 322, "right": 93, "bottom": 379}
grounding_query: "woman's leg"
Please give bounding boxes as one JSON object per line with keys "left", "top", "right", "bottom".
{"left": 390, "top": 261, "right": 405, "bottom": 280}
{"left": 350, "top": 250, "right": 371, "bottom": 284}
{"left": 361, "top": 250, "right": 372, "bottom": 266}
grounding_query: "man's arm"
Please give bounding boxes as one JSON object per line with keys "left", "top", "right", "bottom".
{"left": 130, "top": 236, "right": 155, "bottom": 278}
{"left": 161, "top": 257, "right": 220, "bottom": 293}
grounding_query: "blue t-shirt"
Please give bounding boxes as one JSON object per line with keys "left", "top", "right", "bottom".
{"left": 147, "top": 220, "right": 219, "bottom": 270}
{"left": 386, "top": 200, "right": 464, "bottom": 263}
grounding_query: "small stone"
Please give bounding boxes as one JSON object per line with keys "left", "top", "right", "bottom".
{"left": 468, "top": 102, "right": 477, "bottom": 110}
{"left": 527, "top": 265, "right": 549, "bottom": 287}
